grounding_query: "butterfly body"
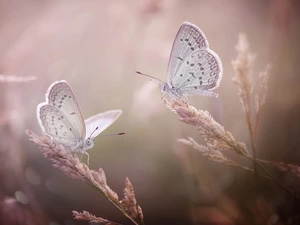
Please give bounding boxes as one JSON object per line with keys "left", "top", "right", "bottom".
{"left": 159, "top": 82, "right": 182, "bottom": 98}
{"left": 71, "top": 136, "right": 94, "bottom": 153}
{"left": 37, "top": 80, "right": 122, "bottom": 159}
{"left": 139, "top": 22, "right": 223, "bottom": 101}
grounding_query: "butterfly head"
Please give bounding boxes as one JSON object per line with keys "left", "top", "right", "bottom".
{"left": 82, "top": 126, "right": 99, "bottom": 151}
{"left": 83, "top": 137, "right": 95, "bottom": 151}
{"left": 159, "top": 82, "right": 170, "bottom": 95}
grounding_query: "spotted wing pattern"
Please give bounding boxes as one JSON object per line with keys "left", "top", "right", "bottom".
{"left": 46, "top": 80, "right": 86, "bottom": 139}
{"left": 167, "top": 22, "right": 209, "bottom": 85}
{"left": 37, "top": 80, "right": 86, "bottom": 150}
{"left": 172, "top": 49, "right": 222, "bottom": 94}
{"left": 39, "top": 104, "right": 81, "bottom": 148}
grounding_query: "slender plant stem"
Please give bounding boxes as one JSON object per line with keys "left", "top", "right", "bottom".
{"left": 255, "top": 161, "right": 295, "bottom": 198}
{"left": 248, "top": 122, "right": 258, "bottom": 183}
{"left": 253, "top": 93, "right": 262, "bottom": 141}
{"left": 244, "top": 88, "right": 258, "bottom": 183}
{"left": 219, "top": 135, "right": 294, "bottom": 198}
{"left": 253, "top": 109, "right": 261, "bottom": 141}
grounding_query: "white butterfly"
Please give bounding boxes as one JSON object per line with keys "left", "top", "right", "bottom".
{"left": 37, "top": 80, "right": 123, "bottom": 164}
{"left": 137, "top": 21, "right": 223, "bottom": 101}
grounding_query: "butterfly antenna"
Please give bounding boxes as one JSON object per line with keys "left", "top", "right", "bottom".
{"left": 90, "top": 127, "right": 125, "bottom": 141}
{"left": 100, "top": 132, "right": 125, "bottom": 136}
{"left": 136, "top": 71, "right": 164, "bottom": 84}
{"left": 89, "top": 127, "right": 99, "bottom": 139}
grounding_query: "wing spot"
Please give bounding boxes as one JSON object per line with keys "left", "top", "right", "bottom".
{"left": 200, "top": 81, "right": 203, "bottom": 85}
{"left": 190, "top": 63, "right": 194, "bottom": 67}
{"left": 58, "top": 105, "right": 62, "bottom": 108}
{"left": 189, "top": 72, "right": 195, "bottom": 78}
{"left": 202, "top": 72, "right": 204, "bottom": 75}
{"left": 185, "top": 38, "right": 189, "bottom": 42}
{"left": 64, "top": 95, "right": 67, "bottom": 97}
{"left": 188, "top": 42, "right": 192, "bottom": 46}
{"left": 191, "top": 47, "right": 194, "bottom": 51}
{"left": 59, "top": 101, "right": 63, "bottom": 104}
{"left": 186, "top": 61, "right": 189, "bottom": 65}
{"left": 69, "top": 128, "right": 72, "bottom": 131}
{"left": 177, "top": 57, "right": 183, "bottom": 61}
{"left": 187, "top": 79, "right": 190, "bottom": 82}
{"left": 194, "top": 86, "right": 197, "bottom": 89}
{"left": 180, "top": 38, "right": 183, "bottom": 41}
{"left": 200, "top": 67, "right": 204, "bottom": 71}
{"left": 68, "top": 96, "right": 72, "bottom": 98}
{"left": 56, "top": 131, "right": 58, "bottom": 135}
{"left": 61, "top": 116, "right": 64, "bottom": 119}
{"left": 180, "top": 74, "right": 183, "bottom": 77}
{"left": 71, "top": 112, "right": 76, "bottom": 115}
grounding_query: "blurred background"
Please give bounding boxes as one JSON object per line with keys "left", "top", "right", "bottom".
{"left": 1, "top": 0, "right": 300, "bottom": 224}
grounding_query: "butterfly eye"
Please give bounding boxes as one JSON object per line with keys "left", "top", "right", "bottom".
{"left": 86, "top": 139, "right": 91, "bottom": 146}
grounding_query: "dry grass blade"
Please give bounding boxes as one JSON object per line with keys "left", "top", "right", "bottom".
{"left": 0, "top": 75, "right": 37, "bottom": 83}
{"left": 26, "top": 130, "right": 144, "bottom": 225}
{"left": 232, "top": 33, "right": 255, "bottom": 114}
{"left": 121, "top": 178, "right": 144, "bottom": 225}
{"left": 163, "top": 98, "right": 250, "bottom": 157}
{"left": 254, "top": 64, "right": 272, "bottom": 140}
{"left": 25, "top": 130, "right": 88, "bottom": 181}
{"left": 178, "top": 138, "right": 253, "bottom": 172}
{"left": 73, "top": 211, "right": 121, "bottom": 225}
{"left": 258, "top": 160, "right": 300, "bottom": 178}
{"left": 232, "top": 33, "right": 258, "bottom": 181}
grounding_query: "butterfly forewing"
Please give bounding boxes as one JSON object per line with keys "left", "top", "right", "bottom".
{"left": 173, "top": 49, "right": 222, "bottom": 92}
{"left": 85, "top": 110, "right": 122, "bottom": 139}
{"left": 39, "top": 104, "right": 81, "bottom": 148}
{"left": 46, "top": 81, "right": 86, "bottom": 139}
{"left": 167, "top": 22, "right": 209, "bottom": 85}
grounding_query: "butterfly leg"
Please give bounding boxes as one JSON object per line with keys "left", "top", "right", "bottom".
{"left": 84, "top": 151, "right": 90, "bottom": 166}
{"left": 79, "top": 152, "right": 85, "bottom": 160}
{"left": 182, "top": 95, "right": 189, "bottom": 104}
{"left": 160, "top": 90, "right": 167, "bottom": 100}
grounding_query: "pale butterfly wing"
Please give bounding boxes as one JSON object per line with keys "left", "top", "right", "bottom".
{"left": 45, "top": 80, "right": 86, "bottom": 139}
{"left": 167, "top": 22, "right": 209, "bottom": 86}
{"left": 37, "top": 80, "right": 86, "bottom": 149}
{"left": 173, "top": 49, "right": 223, "bottom": 96}
{"left": 38, "top": 104, "right": 80, "bottom": 148}
{"left": 85, "top": 110, "right": 122, "bottom": 139}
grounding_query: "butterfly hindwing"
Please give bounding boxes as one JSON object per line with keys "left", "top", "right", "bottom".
{"left": 167, "top": 22, "right": 209, "bottom": 85}
{"left": 38, "top": 104, "right": 81, "bottom": 148}
{"left": 172, "top": 49, "right": 222, "bottom": 93}
{"left": 46, "top": 80, "right": 86, "bottom": 139}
